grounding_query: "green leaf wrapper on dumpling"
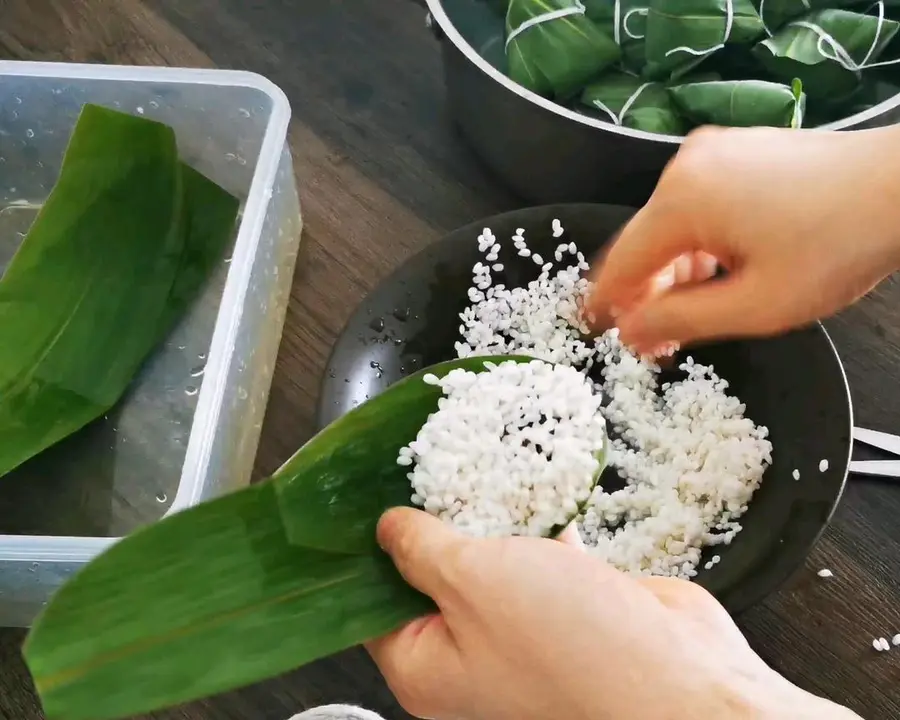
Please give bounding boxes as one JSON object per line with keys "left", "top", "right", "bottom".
{"left": 643, "top": 0, "right": 766, "bottom": 81}
{"left": 506, "top": 0, "right": 621, "bottom": 98}
{"left": 584, "top": 0, "right": 650, "bottom": 73}
{"left": 444, "top": 0, "right": 509, "bottom": 72}
{"left": 669, "top": 78, "right": 806, "bottom": 127}
{"left": 579, "top": 72, "right": 688, "bottom": 134}
{"left": 754, "top": 9, "right": 900, "bottom": 102}
{"left": 756, "top": 0, "right": 864, "bottom": 34}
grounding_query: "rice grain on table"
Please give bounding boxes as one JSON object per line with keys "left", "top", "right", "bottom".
{"left": 446, "top": 221, "right": 773, "bottom": 580}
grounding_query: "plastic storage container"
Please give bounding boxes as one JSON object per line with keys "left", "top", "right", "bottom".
{"left": 0, "top": 61, "right": 302, "bottom": 627}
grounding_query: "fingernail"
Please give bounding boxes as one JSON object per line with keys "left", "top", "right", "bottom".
{"left": 652, "top": 266, "right": 676, "bottom": 293}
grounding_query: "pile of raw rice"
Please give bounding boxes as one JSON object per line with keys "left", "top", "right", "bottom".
{"left": 400, "top": 219, "right": 773, "bottom": 580}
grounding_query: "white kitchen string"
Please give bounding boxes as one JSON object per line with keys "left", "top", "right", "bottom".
{"left": 612, "top": 1, "right": 648, "bottom": 45}
{"left": 623, "top": 8, "right": 649, "bottom": 39}
{"left": 665, "top": 0, "right": 734, "bottom": 58}
{"left": 791, "top": 1, "right": 900, "bottom": 72}
{"left": 506, "top": 0, "right": 587, "bottom": 48}
{"left": 589, "top": 82, "right": 652, "bottom": 125}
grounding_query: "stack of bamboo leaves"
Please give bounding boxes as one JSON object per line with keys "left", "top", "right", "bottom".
{"left": 485, "top": 0, "right": 900, "bottom": 134}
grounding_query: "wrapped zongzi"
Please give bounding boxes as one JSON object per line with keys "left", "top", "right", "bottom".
{"left": 506, "top": 0, "right": 621, "bottom": 98}
{"left": 580, "top": 72, "right": 687, "bottom": 134}
{"left": 754, "top": 9, "right": 900, "bottom": 102}
{"left": 757, "top": 0, "right": 861, "bottom": 33}
{"left": 669, "top": 78, "right": 806, "bottom": 127}
{"left": 584, "top": 0, "right": 649, "bottom": 73}
{"left": 643, "top": 0, "right": 766, "bottom": 80}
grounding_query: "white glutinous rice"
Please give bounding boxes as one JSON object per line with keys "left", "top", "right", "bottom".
{"left": 819, "top": 459, "right": 829, "bottom": 473}
{"left": 817, "top": 569, "right": 833, "bottom": 578}
{"left": 446, "top": 221, "right": 774, "bottom": 580}
{"left": 893, "top": 634, "right": 900, "bottom": 646}
{"left": 399, "top": 359, "right": 606, "bottom": 538}
{"left": 874, "top": 638, "right": 885, "bottom": 652}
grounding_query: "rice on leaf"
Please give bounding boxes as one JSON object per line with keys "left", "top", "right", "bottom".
{"left": 753, "top": 9, "right": 900, "bottom": 102}
{"left": 584, "top": 0, "right": 650, "bottom": 72}
{"left": 506, "top": 0, "right": 621, "bottom": 98}
{"left": 580, "top": 71, "right": 688, "bottom": 134}
{"left": 669, "top": 77, "right": 806, "bottom": 127}
{"left": 643, "top": 0, "right": 766, "bottom": 81}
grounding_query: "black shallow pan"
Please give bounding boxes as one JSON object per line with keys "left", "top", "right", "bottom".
{"left": 423, "top": 0, "right": 900, "bottom": 207}
{"left": 317, "top": 204, "right": 853, "bottom": 615}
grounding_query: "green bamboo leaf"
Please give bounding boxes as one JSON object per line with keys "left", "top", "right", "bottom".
{"left": 24, "top": 355, "right": 541, "bottom": 720}
{"left": 579, "top": 71, "right": 688, "bottom": 134}
{"left": 0, "top": 104, "right": 238, "bottom": 480}
{"left": 756, "top": 0, "right": 866, "bottom": 33}
{"left": 753, "top": 9, "right": 900, "bottom": 102}
{"left": 445, "top": 0, "right": 509, "bottom": 73}
{"left": 644, "top": 0, "right": 766, "bottom": 81}
{"left": 584, "top": 0, "right": 650, "bottom": 72}
{"left": 668, "top": 78, "right": 806, "bottom": 126}
{"left": 506, "top": 0, "right": 621, "bottom": 98}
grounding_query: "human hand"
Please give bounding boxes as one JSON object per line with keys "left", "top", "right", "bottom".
{"left": 366, "top": 507, "right": 855, "bottom": 720}
{"left": 586, "top": 125, "right": 900, "bottom": 354}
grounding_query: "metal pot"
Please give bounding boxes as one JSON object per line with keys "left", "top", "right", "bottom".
{"left": 425, "top": 0, "right": 900, "bottom": 207}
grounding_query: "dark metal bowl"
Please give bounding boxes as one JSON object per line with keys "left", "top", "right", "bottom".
{"left": 317, "top": 204, "right": 853, "bottom": 614}
{"left": 425, "top": 0, "right": 900, "bottom": 206}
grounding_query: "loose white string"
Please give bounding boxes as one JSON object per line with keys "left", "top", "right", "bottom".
{"left": 623, "top": 8, "right": 649, "bottom": 39}
{"left": 589, "top": 82, "right": 652, "bottom": 125}
{"left": 790, "top": 1, "right": 900, "bottom": 73}
{"left": 665, "top": 0, "right": 734, "bottom": 58}
{"left": 506, "top": 0, "right": 587, "bottom": 48}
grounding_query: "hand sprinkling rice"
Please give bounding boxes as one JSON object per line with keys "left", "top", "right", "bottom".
{"left": 402, "top": 219, "right": 773, "bottom": 581}
{"left": 398, "top": 359, "right": 606, "bottom": 539}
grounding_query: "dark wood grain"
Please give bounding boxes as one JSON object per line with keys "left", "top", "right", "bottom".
{"left": 0, "top": 1, "right": 899, "bottom": 719}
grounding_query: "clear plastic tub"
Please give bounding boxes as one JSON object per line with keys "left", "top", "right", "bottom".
{"left": 0, "top": 62, "right": 302, "bottom": 627}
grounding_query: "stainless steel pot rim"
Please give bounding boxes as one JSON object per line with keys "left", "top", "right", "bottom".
{"left": 425, "top": 0, "right": 900, "bottom": 141}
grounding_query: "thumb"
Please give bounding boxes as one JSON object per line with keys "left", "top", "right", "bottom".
{"left": 377, "top": 507, "right": 465, "bottom": 599}
{"left": 587, "top": 204, "right": 699, "bottom": 322}
{"left": 616, "top": 272, "right": 765, "bottom": 352}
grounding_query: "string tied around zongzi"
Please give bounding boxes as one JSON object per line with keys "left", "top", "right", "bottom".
{"left": 505, "top": 0, "right": 588, "bottom": 48}
{"left": 666, "top": 0, "right": 734, "bottom": 60}
{"left": 791, "top": 1, "right": 900, "bottom": 74}
{"left": 611, "top": 0, "right": 648, "bottom": 45}
{"left": 590, "top": 81, "right": 654, "bottom": 125}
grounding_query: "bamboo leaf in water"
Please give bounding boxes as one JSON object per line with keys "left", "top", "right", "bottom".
{"left": 24, "top": 356, "right": 535, "bottom": 720}
{"left": 0, "top": 104, "right": 238, "bottom": 479}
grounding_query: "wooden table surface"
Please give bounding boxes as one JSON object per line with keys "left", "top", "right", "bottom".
{"left": 1, "top": 1, "right": 900, "bottom": 718}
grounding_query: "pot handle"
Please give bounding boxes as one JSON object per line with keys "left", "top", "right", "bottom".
{"left": 426, "top": 12, "right": 445, "bottom": 41}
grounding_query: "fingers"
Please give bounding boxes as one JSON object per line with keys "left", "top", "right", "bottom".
{"left": 615, "top": 272, "right": 766, "bottom": 353}
{"left": 376, "top": 507, "right": 466, "bottom": 600}
{"left": 366, "top": 615, "right": 465, "bottom": 719}
{"left": 555, "top": 522, "right": 586, "bottom": 550}
{"left": 587, "top": 204, "right": 700, "bottom": 321}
